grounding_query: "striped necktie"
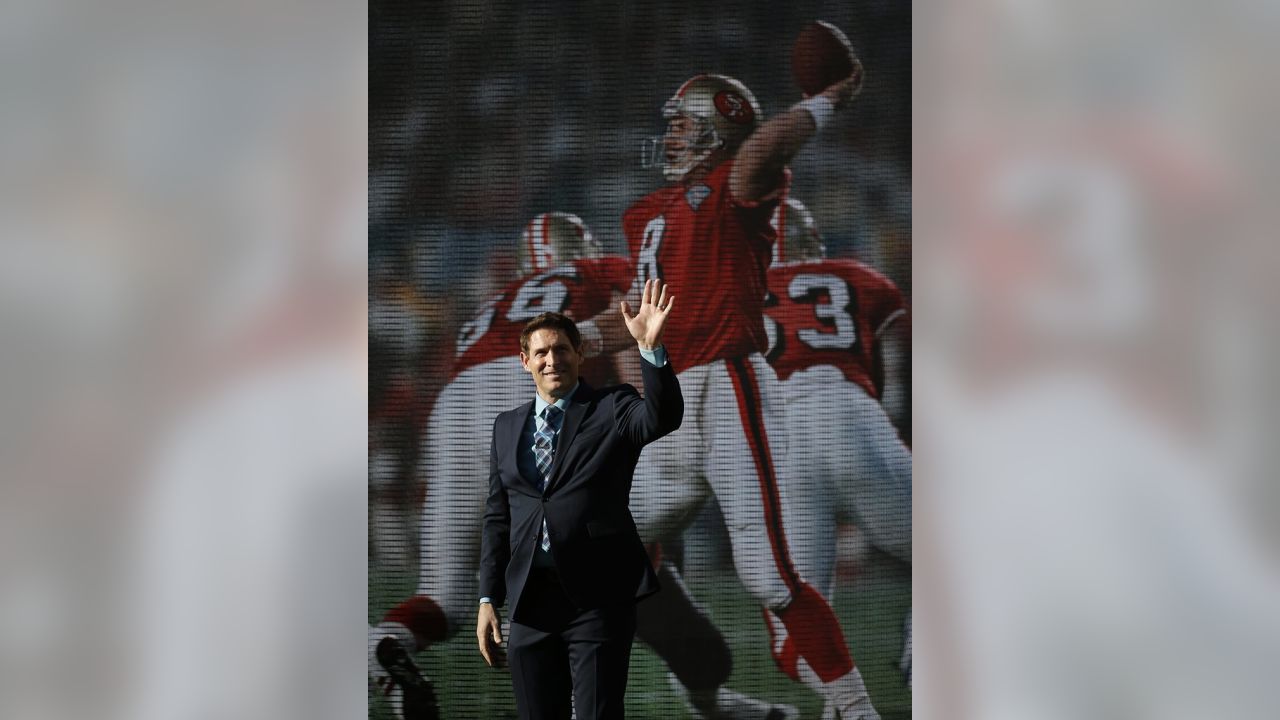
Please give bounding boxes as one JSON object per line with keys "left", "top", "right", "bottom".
{"left": 533, "top": 404, "right": 563, "bottom": 551}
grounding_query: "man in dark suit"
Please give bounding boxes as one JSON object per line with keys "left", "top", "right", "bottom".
{"left": 477, "top": 279, "right": 682, "bottom": 720}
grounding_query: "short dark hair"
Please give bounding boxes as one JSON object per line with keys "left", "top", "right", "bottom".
{"left": 520, "top": 312, "right": 582, "bottom": 354}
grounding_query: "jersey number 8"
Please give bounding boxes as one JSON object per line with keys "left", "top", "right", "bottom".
{"left": 637, "top": 217, "right": 665, "bottom": 286}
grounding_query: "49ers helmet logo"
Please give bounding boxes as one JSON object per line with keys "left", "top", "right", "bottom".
{"left": 713, "top": 90, "right": 755, "bottom": 124}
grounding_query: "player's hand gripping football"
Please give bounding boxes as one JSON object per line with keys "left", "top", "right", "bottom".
{"left": 811, "top": 70, "right": 863, "bottom": 110}
{"left": 620, "top": 278, "right": 674, "bottom": 351}
{"left": 793, "top": 20, "right": 865, "bottom": 108}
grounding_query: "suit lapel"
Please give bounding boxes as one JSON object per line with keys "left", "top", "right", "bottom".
{"left": 547, "top": 382, "right": 591, "bottom": 492}
{"left": 506, "top": 402, "right": 541, "bottom": 492}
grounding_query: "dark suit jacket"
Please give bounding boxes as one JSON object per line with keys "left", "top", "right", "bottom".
{"left": 479, "top": 357, "right": 683, "bottom": 625}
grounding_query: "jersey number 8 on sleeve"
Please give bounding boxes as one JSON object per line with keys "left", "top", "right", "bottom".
{"left": 455, "top": 269, "right": 579, "bottom": 357}
{"left": 506, "top": 268, "right": 577, "bottom": 322}
{"left": 637, "top": 217, "right": 665, "bottom": 286}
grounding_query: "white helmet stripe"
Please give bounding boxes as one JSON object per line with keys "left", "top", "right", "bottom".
{"left": 522, "top": 220, "right": 536, "bottom": 274}
{"left": 771, "top": 201, "right": 788, "bottom": 264}
{"left": 525, "top": 214, "right": 548, "bottom": 273}
{"left": 538, "top": 213, "right": 552, "bottom": 271}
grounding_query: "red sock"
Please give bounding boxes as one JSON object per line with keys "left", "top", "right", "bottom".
{"left": 646, "top": 541, "right": 664, "bottom": 571}
{"left": 774, "top": 583, "right": 855, "bottom": 683}
{"left": 762, "top": 608, "right": 801, "bottom": 681}
{"left": 383, "top": 595, "right": 449, "bottom": 651}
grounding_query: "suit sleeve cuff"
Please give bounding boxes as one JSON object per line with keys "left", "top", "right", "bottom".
{"left": 639, "top": 345, "right": 668, "bottom": 367}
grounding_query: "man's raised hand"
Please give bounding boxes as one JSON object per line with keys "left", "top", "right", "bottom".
{"left": 620, "top": 279, "right": 674, "bottom": 351}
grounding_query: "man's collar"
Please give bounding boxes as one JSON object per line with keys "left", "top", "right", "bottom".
{"left": 534, "top": 382, "right": 580, "bottom": 416}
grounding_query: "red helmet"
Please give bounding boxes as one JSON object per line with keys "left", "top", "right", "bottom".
{"left": 771, "top": 198, "right": 826, "bottom": 263}
{"left": 643, "top": 74, "right": 762, "bottom": 182}
{"left": 517, "top": 212, "right": 601, "bottom": 275}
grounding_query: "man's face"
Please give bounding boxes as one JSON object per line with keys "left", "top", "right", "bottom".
{"left": 520, "top": 328, "right": 584, "bottom": 402}
{"left": 663, "top": 114, "right": 696, "bottom": 151}
{"left": 663, "top": 114, "right": 703, "bottom": 168}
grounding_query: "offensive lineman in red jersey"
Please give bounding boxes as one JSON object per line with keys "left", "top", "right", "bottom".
{"left": 369, "top": 213, "right": 794, "bottom": 720}
{"left": 452, "top": 214, "right": 630, "bottom": 385}
{"left": 583, "top": 70, "right": 883, "bottom": 718}
{"left": 765, "top": 198, "right": 910, "bottom": 423}
{"left": 762, "top": 198, "right": 913, "bottom": 689}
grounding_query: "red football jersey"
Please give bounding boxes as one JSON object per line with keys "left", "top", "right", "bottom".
{"left": 451, "top": 256, "right": 633, "bottom": 380}
{"left": 623, "top": 161, "right": 784, "bottom": 374}
{"left": 764, "top": 259, "right": 908, "bottom": 398}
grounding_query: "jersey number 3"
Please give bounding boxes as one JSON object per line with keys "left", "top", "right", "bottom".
{"left": 791, "top": 273, "right": 858, "bottom": 350}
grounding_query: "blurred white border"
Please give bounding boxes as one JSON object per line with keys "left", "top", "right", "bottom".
{"left": 0, "top": 2, "right": 366, "bottom": 718}
{"left": 915, "top": 0, "right": 1280, "bottom": 716}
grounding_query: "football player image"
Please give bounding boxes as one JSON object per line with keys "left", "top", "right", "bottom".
{"left": 369, "top": 213, "right": 793, "bottom": 720}
{"left": 762, "top": 198, "right": 913, "bottom": 689}
{"left": 580, "top": 70, "right": 884, "bottom": 718}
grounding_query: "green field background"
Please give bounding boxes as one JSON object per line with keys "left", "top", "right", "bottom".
{"left": 370, "top": 547, "right": 910, "bottom": 720}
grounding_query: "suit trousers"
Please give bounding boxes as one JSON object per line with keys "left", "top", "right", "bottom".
{"left": 507, "top": 567, "right": 638, "bottom": 720}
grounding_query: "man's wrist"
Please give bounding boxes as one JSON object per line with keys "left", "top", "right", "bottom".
{"left": 795, "top": 95, "right": 835, "bottom": 131}
{"left": 638, "top": 344, "right": 668, "bottom": 367}
{"left": 479, "top": 597, "right": 492, "bottom": 606}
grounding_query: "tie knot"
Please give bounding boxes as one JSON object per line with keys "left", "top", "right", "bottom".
{"left": 542, "top": 404, "right": 563, "bottom": 428}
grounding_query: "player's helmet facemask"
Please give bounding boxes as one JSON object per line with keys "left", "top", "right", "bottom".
{"left": 642, "top": 108, "right": 723, "bottom": 183}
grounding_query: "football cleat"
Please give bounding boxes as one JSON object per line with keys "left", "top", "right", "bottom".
{"left": 375, "top": 636, "right": 440, "bottom": 720}
{"left": 669, "top": 672, "right": 799, "bottom": 720}
{"left": 820, "top": 695, "right": 882, "bottom": 720}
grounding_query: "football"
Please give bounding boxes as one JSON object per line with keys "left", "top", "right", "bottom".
{"left": 791, "top": 21, "right": 863, "bottom": 96}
